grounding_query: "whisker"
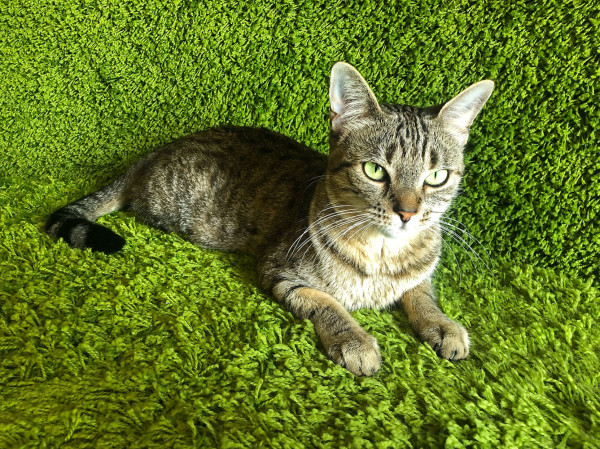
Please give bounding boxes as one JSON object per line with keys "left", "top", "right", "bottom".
{"left": 432, "top": 224, "right": 482, "bottom": 274}
{"left": 345, "top": 218, "right": 373, "bottom": 240}
{"left": 286, "top": 205, "right": 363, "bottom": 260}
{"left": 288, "top": 216, "right": 356, "bottom": 261}
{"left": 302, "top": 175, "right": 329, "bottom": 192}
{"left": 311, "top": 214, "right": 371, "bottom": 243}
{"left": 433, "top": 223, "right": 491, "bottom": 273}
{"left": 304, "top": 217, "right": 373, "bottom": 266}
{"left": 315, "top": 204, "right": 359, "bottom": 216}
{"left": 289, "top": 212, "right": 371, "bottom": 261}
{"left": 429, "top": 210, "right": 493, "bottom": 272}
{"left": 439, "top": 234, "right": 462, "bottom": 283}
{"left": 299, "top": 217, "right": 370, "bottom": 267}
{"left": 439, "top": 219, "right": 491, "bottom": 261}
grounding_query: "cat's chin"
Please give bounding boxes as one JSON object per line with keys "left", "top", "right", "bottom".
{"left": 376, "top": 224, "right": 420, "bottom": 240}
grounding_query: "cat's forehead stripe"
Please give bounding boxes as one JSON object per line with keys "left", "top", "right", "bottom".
{"left": 430, "top": 150, "right": 438, "bottom": 167}
{"left": 386, "top": 112, "right": 430, "bottom": 165}
{"left": 418, "top": 119, "right": 429, "bottom": 161}
{"left": 385, "top": 138, "right": 396, "bottom": 163}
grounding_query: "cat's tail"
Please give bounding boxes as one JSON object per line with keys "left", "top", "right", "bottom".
{"left": 45, "top": 175, "right": 129, "bottom": 254}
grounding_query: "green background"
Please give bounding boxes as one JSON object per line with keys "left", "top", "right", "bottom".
{"left": 1, "top": 0, "right": 598, "bottom": 447}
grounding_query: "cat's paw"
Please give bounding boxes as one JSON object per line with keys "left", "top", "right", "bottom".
{"left": 419, "top": 319, "right": 470, "bottom": 360}
{"left": 326, "top": 329, "right": 381, "bottom": 376}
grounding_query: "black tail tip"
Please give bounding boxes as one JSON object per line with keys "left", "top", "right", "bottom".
{"left": 85, "top": 223, "right": 126, "bottom": 254}
{"left": 47, "top": 214, "right": 126, "bottom": 254}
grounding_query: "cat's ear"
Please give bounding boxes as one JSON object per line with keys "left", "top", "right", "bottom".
{"left": 329, "top": 62, "right": 381, "bottom": 133}
{"left": 437, "top": 80, "right": 494, "bottom": 145}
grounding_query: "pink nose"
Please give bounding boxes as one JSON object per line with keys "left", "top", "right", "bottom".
{"left": 398, "top": 210, "right": 417, "bottom": 223}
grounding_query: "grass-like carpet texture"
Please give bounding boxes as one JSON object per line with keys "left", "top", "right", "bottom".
{"left": 1, "top": 0, "right": 598, "bottom": 447}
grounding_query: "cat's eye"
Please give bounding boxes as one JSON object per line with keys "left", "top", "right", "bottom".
{"left": 424, "top": 170, "right": 449, "bottom": 187}
{"left": 363, "top": 162, "right": 387, "bottom": 181}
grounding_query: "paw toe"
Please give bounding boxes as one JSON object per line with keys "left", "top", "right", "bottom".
{"left": 327, "top": 332, "right": 381, "bottom": 376}
{"left": 421, "top": 320, "right": 469, "bottom": 361}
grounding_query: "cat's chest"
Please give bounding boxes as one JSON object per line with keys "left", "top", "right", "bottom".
{"left": 314, "top": 237, "right": 438, "bottom": 311}
{"left": 323, "top": 270, "right": 422, "bottom": 310}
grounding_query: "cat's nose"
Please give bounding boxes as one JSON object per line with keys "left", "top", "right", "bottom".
{"left": 399, "top": 210, "right": 417, "bottom": 223}
{"left": 393, "top": 206, "right": 418, "bottom": 223}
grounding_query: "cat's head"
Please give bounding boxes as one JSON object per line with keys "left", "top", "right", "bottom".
{"left": 325, "top": 62, "right": 493, "bottom": 240}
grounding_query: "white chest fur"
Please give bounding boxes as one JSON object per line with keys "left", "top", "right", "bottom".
{"left": 311, "top": 232, "right": 439, "bottom": 311}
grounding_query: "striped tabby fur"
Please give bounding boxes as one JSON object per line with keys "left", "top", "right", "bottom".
{"left": 46, "top": 62, "right": 493, "bottom": 375}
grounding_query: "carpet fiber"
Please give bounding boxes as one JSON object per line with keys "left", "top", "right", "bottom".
{"left": 1, "top": 0, "right": 598, "bottom": 447}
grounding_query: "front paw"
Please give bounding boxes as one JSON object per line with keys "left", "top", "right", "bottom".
{"left": 418, "top": 318, "right": 470, "bottom": 360}
{"left": 325, "top": 329, "right": 381, "bottom": 376}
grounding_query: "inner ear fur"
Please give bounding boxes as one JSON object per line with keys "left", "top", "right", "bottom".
{"left": 329, "top": 62, "right": 382, "bottom": 132}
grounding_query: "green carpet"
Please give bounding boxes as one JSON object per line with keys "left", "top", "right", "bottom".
{"left": 1, "top": 0, "right": 598, "bottom": 447}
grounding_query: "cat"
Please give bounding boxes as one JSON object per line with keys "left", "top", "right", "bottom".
{"left": 46, "top": 62, "right": 494, "bottom": 376}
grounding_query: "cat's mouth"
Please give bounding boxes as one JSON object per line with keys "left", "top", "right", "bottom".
{"left": 379, "top": 226, "right": 402, "bottom": 239}
{"left": 376, "top": 220, "right": 420, "bottom": 239}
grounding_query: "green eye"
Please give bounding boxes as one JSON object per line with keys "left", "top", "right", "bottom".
{"left": 424, "top": 170, "right": 449, "bottom": 187}
{"left": 363, "top": 162, "right": 387, "bottom": 181}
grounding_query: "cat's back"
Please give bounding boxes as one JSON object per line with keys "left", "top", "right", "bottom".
{"left": 146, "top": 126, "right": 326, "bottom": 181}
{"left": 127, "top": 126, "right": 327, "bottom": 254}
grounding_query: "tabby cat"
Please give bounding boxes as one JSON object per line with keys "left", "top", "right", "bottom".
{"left": 46, "top": 62, "right": 494, "bottom": 376}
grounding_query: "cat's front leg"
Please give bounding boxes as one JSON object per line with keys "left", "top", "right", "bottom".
{"left": 401, "top": 278, "right": 470, "bottom": 360}
{"left": 273, "top": 282, "right": 381, "bottom": 376}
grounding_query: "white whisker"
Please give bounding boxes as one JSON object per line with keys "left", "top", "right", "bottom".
{"left": 440, "top": 234, "right": 462, "bottom": 283}
{"left": 304, "top": 217, "right": 373, "bottom": 266}
{"left": 432, "top": 223, "right": 491, "bottom": 273}
{"left": 288, "top": 211, "right": 370, "bottom": 262}
{"left": 439, "top": 218, "right": 491, "bottom": 261}
{"left": 286, "top": 205, "right": 362, "bottom": 260}
{"left": 302, "top": 175, "right": 329, "bottom": 192}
